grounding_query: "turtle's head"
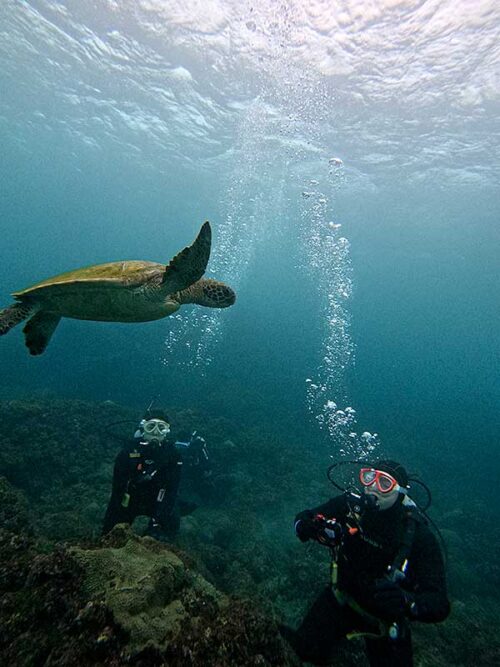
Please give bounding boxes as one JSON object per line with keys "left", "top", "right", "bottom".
{"left": 174, "top": 278, "right": 236, "bottom": 308}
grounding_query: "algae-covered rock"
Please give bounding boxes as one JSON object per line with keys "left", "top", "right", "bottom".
{"left": 70, "top": 524, "right": 224, "bottom": 653}
{"left": 0, "top": 478, "right": 125, "bottom": 666}
{"left": 65, "top": 526, "right": 296, "bottom": 665}
{"left": 0, "top": 510, "right": 295, "bottom": 665}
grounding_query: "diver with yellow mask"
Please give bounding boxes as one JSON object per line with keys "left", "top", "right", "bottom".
{"left": 102, "top": 408, "right": 182, "bottom": 540}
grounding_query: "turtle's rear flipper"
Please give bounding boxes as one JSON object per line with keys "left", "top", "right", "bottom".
{"left": 23, "top": 311, "right": 61, "bottom": 355}
{"left": 0, "top": 302, "right": 34, "bottom": 336}
{"left": 162, "top": 220, "right": 212, "bottom": 294}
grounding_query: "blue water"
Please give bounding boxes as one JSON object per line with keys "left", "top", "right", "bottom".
{"left": 1, "top": 1, "right": 499, "bottom": 507}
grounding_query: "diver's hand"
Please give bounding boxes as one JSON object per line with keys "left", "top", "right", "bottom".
{"left": 369, "top": 579, "right": 415, "bottom": 620}
{"left": 295, "top": 514, "right": 343, "bottom": 546}
{"left": 295, "top": 517, "right": 319, "bottom": 542}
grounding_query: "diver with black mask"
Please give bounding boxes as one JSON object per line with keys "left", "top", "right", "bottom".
{"left": 280, "top": 460, "right": 450, "bottom": 667}
{"left": 102, "top": 408, "right": 182, "bottom": 541}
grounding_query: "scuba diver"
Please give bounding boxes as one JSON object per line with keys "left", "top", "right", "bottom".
{"left": 280, "top": 460, "right": 450, "bottom": 667}
{"left": 102, "top": 408, "right": 184, "bottom": 541}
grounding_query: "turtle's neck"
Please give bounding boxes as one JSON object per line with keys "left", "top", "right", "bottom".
{"left": 172, "top": 283, "right": 201, "bottom": 304}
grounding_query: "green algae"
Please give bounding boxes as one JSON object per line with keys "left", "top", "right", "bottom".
{"left": 70, "top": 525, "right": 223, "bottom": 653}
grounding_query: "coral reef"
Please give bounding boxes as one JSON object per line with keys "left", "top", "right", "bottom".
{"left": 0, "top": 478, "right": 122, "bottom": 665}
{"left": 0, "top": 475, "right": 296, "bottom": 665}
{"left": 71, "top": 524, "right": 224, "bottom": 654}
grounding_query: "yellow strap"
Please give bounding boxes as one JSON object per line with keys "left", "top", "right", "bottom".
{"left": 330, "top": 561, "right": 388, "bottom": 640}
{"left": 346, "top": 629, "right": 386, "bottom": 640}
{"left": 341, "top": 595, "right": 389, "bottom": 640}
{"left": 330, "top": 560, "right": 338, "bottom": 587}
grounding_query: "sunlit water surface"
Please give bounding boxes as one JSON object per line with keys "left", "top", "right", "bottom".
{"left": 0, "top": 1, "right": 498, "bottom": 458}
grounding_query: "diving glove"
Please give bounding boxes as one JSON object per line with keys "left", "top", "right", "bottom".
{"left": 369, "top": 579, "right": 416, "bottom": 620}
{"left": 295, "top": 514, "right": 343, "bottom": 546}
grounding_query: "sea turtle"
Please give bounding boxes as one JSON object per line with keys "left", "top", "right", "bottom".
{"left": 0, "top": 221, "right": 235, "bottom": 355}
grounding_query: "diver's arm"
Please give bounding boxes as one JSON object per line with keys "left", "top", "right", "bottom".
{"left": 178, "top": 432, "right": 212, "bottom": 475}
{"left": 409, "top": 524, "right": 451, "bottom": 622}
{"left": 192, "top": 434, "right": 212, "bottom": 475}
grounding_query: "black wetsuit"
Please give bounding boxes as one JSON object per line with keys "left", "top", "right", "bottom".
{"left": 288, "top": 494, "right": 450, "bottom": 667}
{"left": 102, "top": 439, "right": 182, "bottom": 538}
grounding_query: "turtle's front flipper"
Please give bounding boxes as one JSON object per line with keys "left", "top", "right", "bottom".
{"left": 23, "top": 311, "right": 61, "bottom": 355}
{"left": 162, "top": 221, "right": 212, "bottom": 294}
{"left": 0, "top": 302, "right": 34, "bottom": 336}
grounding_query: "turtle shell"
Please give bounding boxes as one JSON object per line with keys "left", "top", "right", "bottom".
{"left": 13, "top": 261, "right": 163, "bottom": 299}
{"left": 14, "top": 220, "right": 212, "bottom": 301}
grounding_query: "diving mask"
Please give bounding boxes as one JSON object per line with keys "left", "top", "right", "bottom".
{"left": 138, "top": 418, "right": 170, "bottom": 443}
{"left": 359, "top": 468, "right": 399, "bottom": 494}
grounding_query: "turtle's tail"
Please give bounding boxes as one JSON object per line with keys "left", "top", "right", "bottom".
{"left": 0, "top": 302, "right": 35, "bottom": 336}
